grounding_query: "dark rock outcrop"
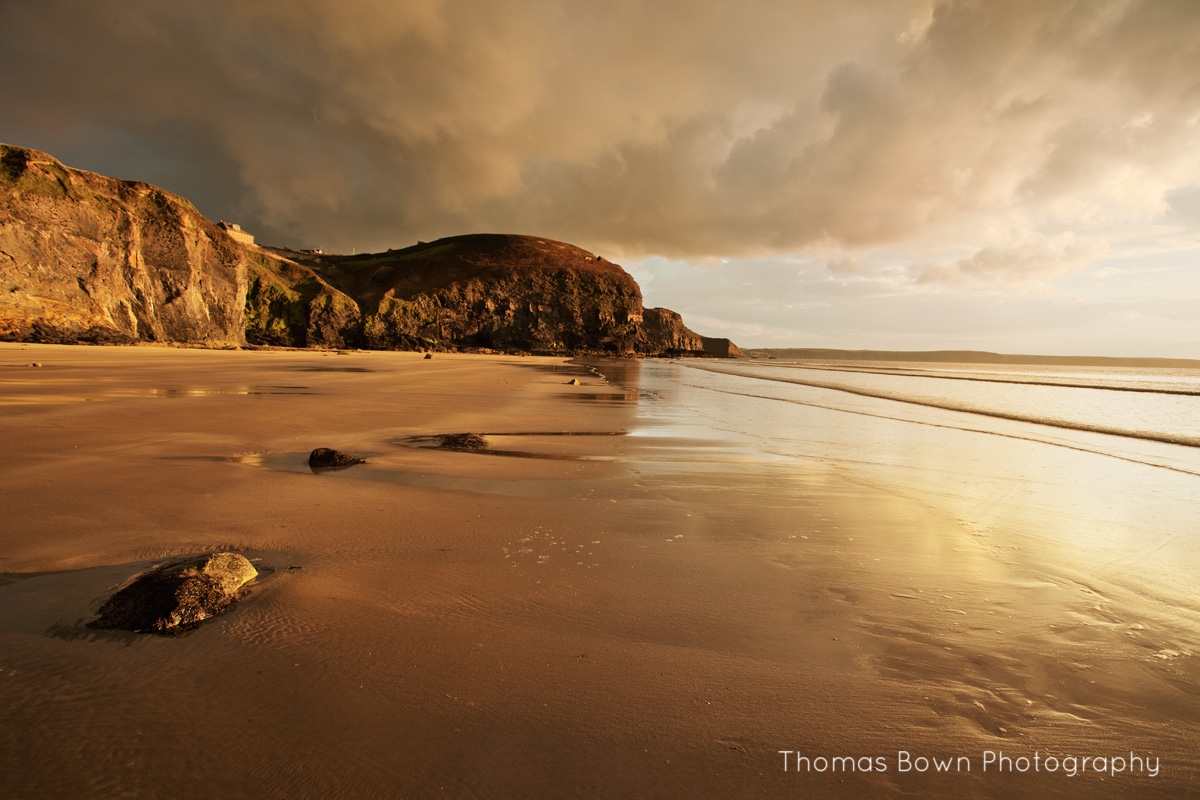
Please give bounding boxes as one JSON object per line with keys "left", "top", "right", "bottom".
{"left": 701, "top": 337, "right": 743, "bottom": 358}
{"left": 88, "top": 552, "right": 258, "bottom": 635}
{"left": 308, "top": 447, "right": 364, "bottom": 468}
{"left": 633, "top": 307, "right": 705, "bottom": 355}
{"left": 303, "top": 234, "right": 644, "bottom": 354}
{"left": 293, "top": 235, "right": 741, "bottom": 357}
{"left": 631, "top": 311, "right": 742, "bottom": 358}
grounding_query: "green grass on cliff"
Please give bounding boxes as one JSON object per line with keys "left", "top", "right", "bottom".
{"left": 0, "top": 145, "right": 71, "bottom": 198}
{"left": 339, "top": 242, "right": 455, "bottom": 272}
{"left": 392, "top": 243, "right": 453, "bottom": 261}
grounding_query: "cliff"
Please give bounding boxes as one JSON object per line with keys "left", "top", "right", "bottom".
{"left": 0, "top": 143, "right": 355, "bottom": 348}
{"left": 243, "top": 256, "right": 360, "bottom": 349}
{"left": 1, "top": 143, "right": 245, "bottom": 345}
{"left": 0, "top": 143, "right": 738, "bottom": 357}
{"left": 288, "top": 234, "right": 649, "bottom": 354}
{"left": 633, "top": 307, "right": 741, "bottom": 358}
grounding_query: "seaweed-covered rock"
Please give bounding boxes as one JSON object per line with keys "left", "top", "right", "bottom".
{"left": 308, "top": 447, "right": 364, "bottom": 468}
{"left": 438, "top": 433, "right": 489, "bottom": 450}
{"left": 89, "top": 552, "right": 258, "bottom": 635}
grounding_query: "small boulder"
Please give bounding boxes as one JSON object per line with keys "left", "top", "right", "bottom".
{"left": 438, "top": 432, "right": 489, "bottom": 450}
{"left": 423, "top": 353, "right": 433, "bottom": 360}
{"left": 88, "top": 552, "right": 258, "bottom": 635}
{"left": 308, "top": 447, "right": 364, "bottom": 468}
{"left": 567, "top": 378, "right": 581, "bottom": 385}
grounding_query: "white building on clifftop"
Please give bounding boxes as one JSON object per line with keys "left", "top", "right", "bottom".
{"left": 217, "top": 220, "right": 254, "bottom": 246}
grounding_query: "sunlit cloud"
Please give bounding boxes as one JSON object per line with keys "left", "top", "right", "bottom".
{"left": 916, "top": 238, "right": 1108, "bottom": 287}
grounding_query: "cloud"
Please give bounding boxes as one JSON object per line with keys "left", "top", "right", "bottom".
{"left": 916, "top": 238, "right": 1107, "bottom": 286}
{"left": 1165, "top": 185, "right": 1200, "bottom": 225}
{"left": 826, "top": 257, "right": 864, "bottom": 274}
{"left": 2, "top": 0, "right": 1199, "bottom": 287}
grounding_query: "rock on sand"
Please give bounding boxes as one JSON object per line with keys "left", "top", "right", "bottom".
{"left": 88, "top": 552, "right": 258, "bottom": 635}
{"left": 438, "top": 433, "right": 489, "bottom": 450}
{"left": 308, "top": 447, "right": 364, "bottom": 468}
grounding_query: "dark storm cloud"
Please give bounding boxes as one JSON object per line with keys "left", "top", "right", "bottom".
{"left": 2, "top": 0, "right": 1199, "bottom": 283}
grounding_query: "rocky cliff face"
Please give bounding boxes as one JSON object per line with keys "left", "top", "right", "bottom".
{"left": 289, "top": 235, "right": 745, "bottom": 357}
{"left": 297, "top": 235, "right": 645, "bottom": 354}
{"left": 631, "top": 308, "right": 742, "bottom": 358}
{"left": 243, "top": 255, "right": 361, "bottom": 349}
{"left": 0, "top": 143, "right": 739, "bottom": 357}
{"left": 0, "top": 143, "right": 365, "bottom": 350}
{"left": 0, "top": 144, "right": 250, "bottom": 345}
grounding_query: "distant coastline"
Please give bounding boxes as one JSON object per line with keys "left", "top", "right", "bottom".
{"left": 743, "top": 348, "right": 1200, "bottom": 370}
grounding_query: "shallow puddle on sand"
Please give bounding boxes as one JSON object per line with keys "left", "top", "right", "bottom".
{"left": 515, "top": 363, "right": 593, "bottom": 376}
{"left": 233, "top": 451, "right": 597, "bottom": 497}
{"left": 230, "top": 424, "right": 769, "bottom": 496}
{"left": 396, "top": 431, "right": 626, "bottom": 461}
{"left": 107, "top": 385, "right": 316, "bottom": 397}
{"left": 0, "top": 385, "right": 316, "bottom": 404}
{"left": 0, "top": 393, "right": 93, "bottom": 406}
{"left": 562, "top": 391, "right": 643, "bottom": 403}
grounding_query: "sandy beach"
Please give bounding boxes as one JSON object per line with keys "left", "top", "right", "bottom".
{"left": 1, "top": 342, "right": 1197, "bottom": 798}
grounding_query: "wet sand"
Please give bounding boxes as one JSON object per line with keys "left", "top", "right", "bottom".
{"left": 0, "top": 343, "right": 1196, "bottom": 798}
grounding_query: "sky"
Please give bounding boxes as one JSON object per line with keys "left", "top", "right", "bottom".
{"left": 2, "top": 0, "right": 1199, "bottom": 356}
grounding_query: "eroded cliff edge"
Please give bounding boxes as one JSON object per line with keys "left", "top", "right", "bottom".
{"left": 0, "top": 143, "right": 739, "bottom": 357}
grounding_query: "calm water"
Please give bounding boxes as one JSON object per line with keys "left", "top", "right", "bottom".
{"left": 595, "top": 357, "right": 1200, "bottom": 621}
{"left": 685, "top": 360, "right": 1200, "bottom": 465}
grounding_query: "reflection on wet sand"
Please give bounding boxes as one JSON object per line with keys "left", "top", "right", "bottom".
{"left": 0, "top": 344, "right": 1197, "bottom": 798}
{"left": 562, "top": 391, "right": 643, "bottom": 402}
{"left": 594, "top": 357, "right": 1200, "bottom": 793}
{"left": 0, "top": 383, "right": 316, "bottom": 404}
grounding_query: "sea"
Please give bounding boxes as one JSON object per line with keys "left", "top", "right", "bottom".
{"left": 594, "top": 356, "right": 1200, "bottom": 628}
